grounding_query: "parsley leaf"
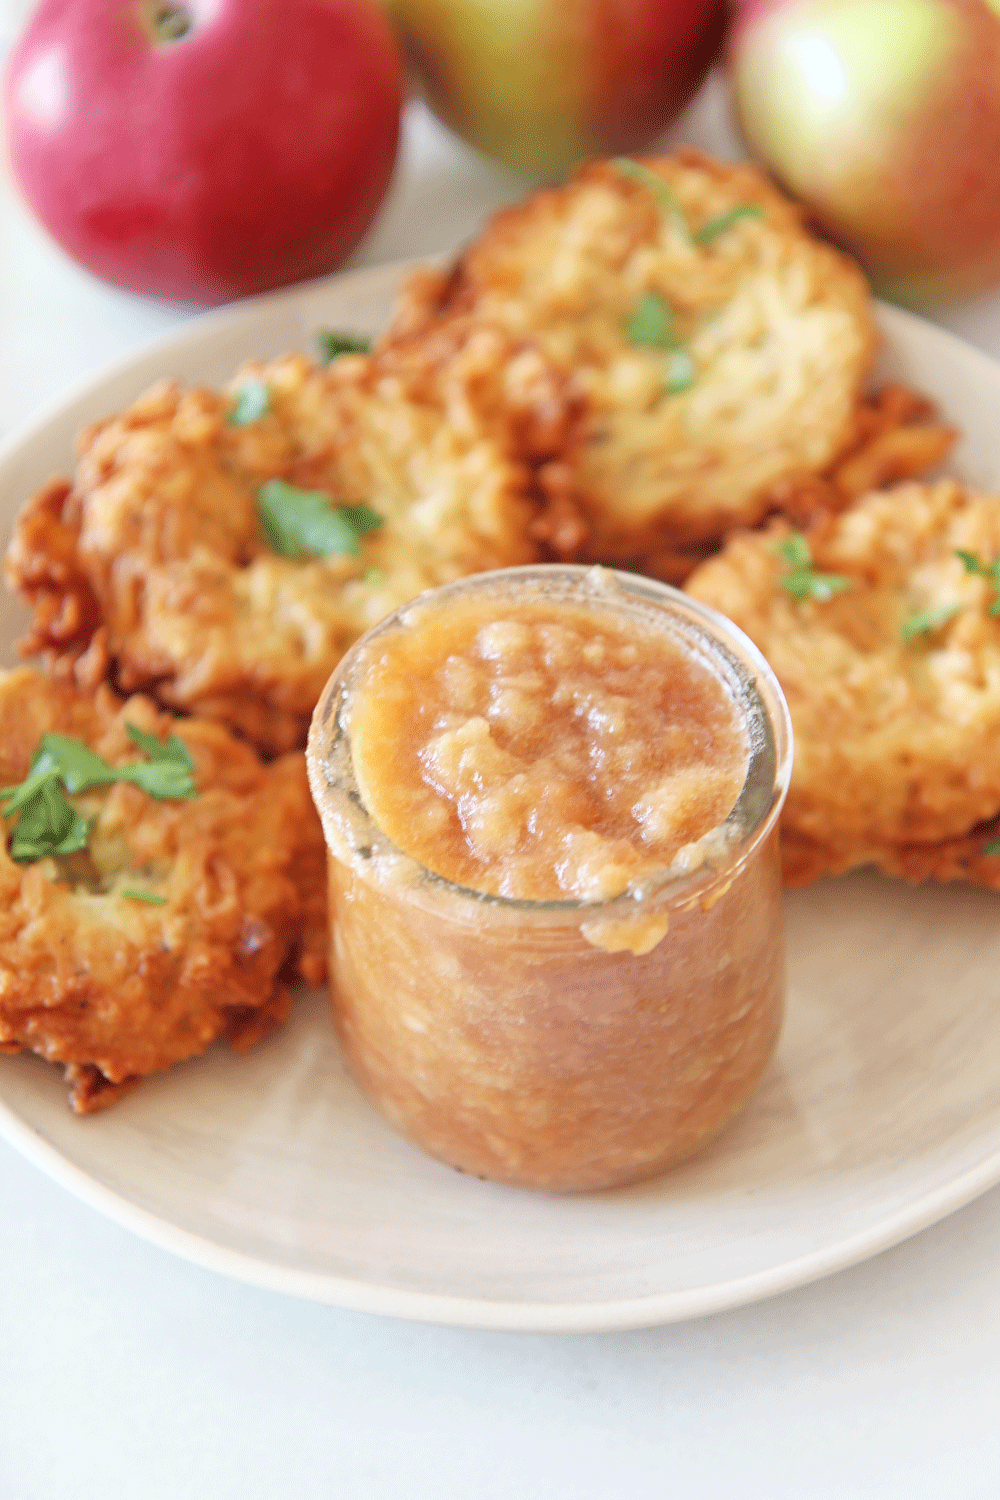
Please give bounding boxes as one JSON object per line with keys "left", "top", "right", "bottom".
{"left": 611, "top": 158, "right": 694, "bottom": 244}
{"left": 318, "top": 330, "right": 372, "bottom": 362}
{"left": 2, "top": 727, "right": 197, "bottom": 863}
{"left": 624, "top": 292, "right": 679, "bottom": 349}
{"left": 119, "top": 725, "right": 198, "bottom": 800}
{"left": 121, "top": 888, "right": 168, "bottom": 905}
{"left": 227, "top": 378, "right": 270, "bottom": 427}
{"left": 257, "top": 480, "right": 382, "bottom": 560}
{"left": 622, "top": 294, "right": 696, "bottom": 394}
{"left": 337, "top": 503, "right": 384, "bottom": 535}
{"left": 664, "top": 349, "right": 696, "bottom": 396}
{"left": 957, "top": 549, "right": 1000, "bottom": 614}
{"left": 775, "top": 532, "right": 852, "bottom": 603}
{"left": 901, "top": 603, "right": 961, "bottom": 644}
{"left": 32, "top": 735, "right": 121, "bottom": 793}
{"left": 0, "top": 758, "right": 59, "bottom": 813}
{"left": 125, "top": 723, "right": 195, "bottom": 772}
{"left": 695, "top": 204, "right": 764, "bottom": 245}
{"left": 775, "top": 532, "right": 811, "bottom": 569}
{"left": 9, "top": 780, "right": 91, "bottom": 862}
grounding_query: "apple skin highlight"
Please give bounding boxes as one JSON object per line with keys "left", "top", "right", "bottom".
{"left": 730, "top": 0, "right": 1000, "bottom": 305}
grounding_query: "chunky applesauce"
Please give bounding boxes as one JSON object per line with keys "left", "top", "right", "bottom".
{"left": 307, "top": 566, "right": 792, "bottom": 1192}
{"left": 347, "top": 591, "right": 749, "bottom": 904}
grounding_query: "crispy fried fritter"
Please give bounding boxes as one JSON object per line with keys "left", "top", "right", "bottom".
{"left": 642, "top": 382, "right": 958, "bottom": 587}
{"left": 0, "top": 668, "right": 327, "bottom": 1111}
{"left": 386, "top": 149, "right": 877, "bottom": 559}
{"left": 808, "top": 384, "right": 957, "bottom": 507}
{"left": 686, "top": 479, "right": 1000, "bottom": 887}
{"left": 779, "top": 819, "right": 1000, "bottom": 891}
{"left": 6, "top": 325, "right": 570, "bottom": 754}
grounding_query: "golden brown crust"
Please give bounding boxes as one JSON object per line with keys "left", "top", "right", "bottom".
{"left": 759, "top": 384, "right": 957, "bottom": 528}
{"left": 640, "top": 383, "right": 957, "bottom": 587}
{"left": 780, "top": 818, "right": 1000, "bottom": 893}
{"left": 4, "top": 477, "right": 103, "bottom": 660}
{"left": 6, "top": 331, "right": 569, "bottom": 755}
{"left": 0, "top": 668, "right": 326, "bottom": 1110}
{"left": 823, "top": 384, "right": 957, "bottom": 501}
{"left": 877, "top": 817, "right": 1000, "bottom": 890}
{"left": 385, "top": 149, "right": 879, "bottom": 558}
{"left": 686, "top": 479, "right": 1000, "bottom": 885}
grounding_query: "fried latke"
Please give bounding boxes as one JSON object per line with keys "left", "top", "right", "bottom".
{"left": 686, "top": 479, "right": 1000, "bottom": 887}
{"left": 7, "top": 325, "right": 570, "bottom": 755}
{"left": 642, "top": 382, "right": 958, "bottom": 587}
{"left": 0, "top": 668, "right": 326, "bottom": 1111}
{"left": 386, "top": 149, "right": 877, "bottom": 560}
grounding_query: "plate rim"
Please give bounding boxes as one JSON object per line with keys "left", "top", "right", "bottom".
{"left": 3, "top": 262, "right": 1000, "bottom": 1332}
{"left": 3, "top": 1081, "right": 1000, "bottom": 1331}
{"left": 0, "top": 259, "right": 423, "bottom": 485}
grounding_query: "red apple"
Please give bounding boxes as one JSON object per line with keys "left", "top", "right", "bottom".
{"left": 4, "top": 0, "right": 404, "bottom": 304}
{"left": 385, "top": 0, "right": 728, "bottom": 177}
{"left": 729, "top": 0, "right": 1000, "bottom": 304}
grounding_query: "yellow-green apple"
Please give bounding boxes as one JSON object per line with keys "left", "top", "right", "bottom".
{"left": 729, "top": 0, "right": 1000, "bottom": 303}
{"left": 4, "top": 0, "right": 404, "bottom": 304}
{"left": 386, "top": 0, "right": 728, "bottom": 177}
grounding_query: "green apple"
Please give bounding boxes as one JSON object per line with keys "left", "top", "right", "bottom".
{"left": 386, "top": 0, "right": 727, "bottom": 176}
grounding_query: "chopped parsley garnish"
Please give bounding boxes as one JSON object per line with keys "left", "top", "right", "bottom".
{"left": 256, "top": 480, "right": 383, "bottom": 560}
{"left": 121, "top": 888, "right": 168, "bottom": 905}
{"left": 5, "top": 778, "right": 91, "bottom": 862}
{"left": 956, "top": 549, "right": 1000, "bottom": 614}
{"left": 363, "top": 567, "right": 384, "bottom": 586}
{"left": 318, "top": 330, "right": 372, "bottom": 362}
{"left": 695, "top": 204, "right": 764, "bottom": 245}
{"left": 226, "top": 378, "right": 270, "bottom": 427}
{"left": 982, "top": 838, "right": 1000, "bottom": 856}
{"left": 337, "top": 504, "right": 384, "bottom": 536}
{"left": 123, "top": 723, "right": 198, "bottom": 796}
{"left": 901, "top": 603, "right": 960, "bottom": 644}
{"left": 664, "top": 349, "right": 696, "bottom": 396}
{"left": 611, "top": 158, "right": 694, "bottom": 245}
{"left": 624, "top": 292, "right": 680, "bottom": 349}
{"left": 623, "top": 292, "right": 695, "bottom": 395}
{"left": 775, "top": 532, "right": 851, "bottom": 603}
{"left": 1, "top": 727, "right": 197, "bottom": 863}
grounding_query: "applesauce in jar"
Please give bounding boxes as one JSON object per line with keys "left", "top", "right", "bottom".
{"left": 307, "top": 566, "right": 792, "bottom": 1192}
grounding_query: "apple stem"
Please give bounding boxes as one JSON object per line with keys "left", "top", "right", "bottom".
{"left": 151, "top": 3, "right": 192, "bottom": 41}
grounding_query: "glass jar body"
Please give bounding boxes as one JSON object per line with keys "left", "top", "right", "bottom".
{"left": 308, "top": 565, "right": 792, "bottom": 1192}
{"left": 328, "top": 829, "right": 784, "bottom": 1191}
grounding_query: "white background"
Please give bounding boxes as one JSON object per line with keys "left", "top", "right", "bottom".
{"left": 3, "top": 3, "right": 1000, "bottom": 1494}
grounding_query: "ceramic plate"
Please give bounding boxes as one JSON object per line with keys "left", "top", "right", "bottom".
{"left": 2, "top": 264, "right": 1000, "bottom": 1334}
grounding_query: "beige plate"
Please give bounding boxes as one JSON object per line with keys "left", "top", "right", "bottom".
{"left": 1, "top": 264, "right": 999, "bottom": 1333}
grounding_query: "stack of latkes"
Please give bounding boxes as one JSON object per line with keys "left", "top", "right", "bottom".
{"left": 2, "top": 149, "right": 974, "bottom": 1108}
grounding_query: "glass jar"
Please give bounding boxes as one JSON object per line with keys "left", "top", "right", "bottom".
{"left": 307, "top": 566, "right": 792, "bottom": 1192}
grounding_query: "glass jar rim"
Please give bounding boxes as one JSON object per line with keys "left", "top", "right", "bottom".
{"left": 306, "top": 564, "right": 793, "bottom": 920}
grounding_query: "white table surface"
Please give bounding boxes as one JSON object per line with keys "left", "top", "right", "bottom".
{"left": 4, "top": 9, "right": 1000, "bottom": 1493}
